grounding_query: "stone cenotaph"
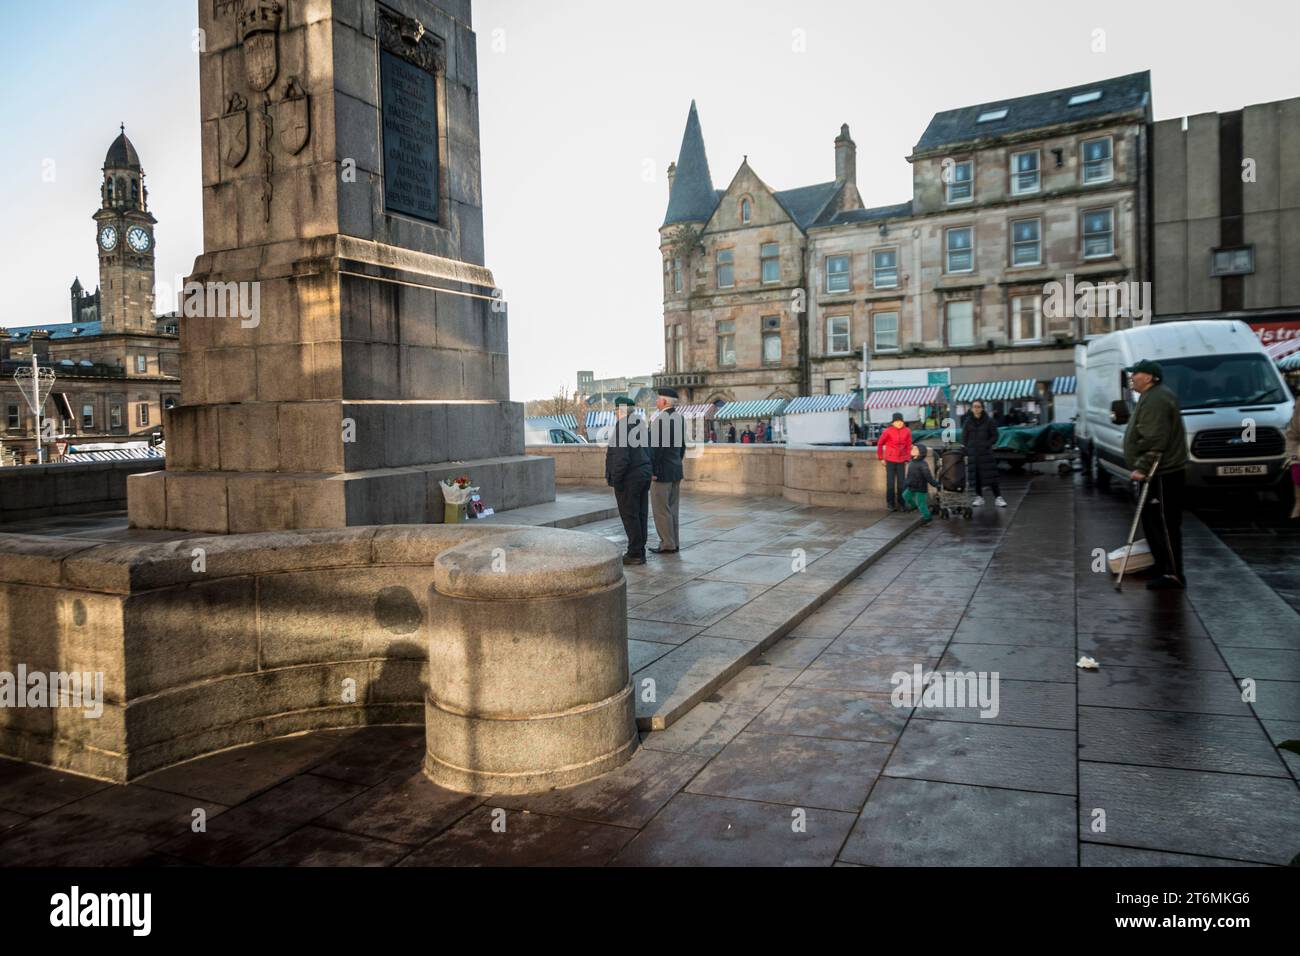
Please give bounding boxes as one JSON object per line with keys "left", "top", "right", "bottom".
{"left": 129, "top": 0, "right": 554, "bottom": 532}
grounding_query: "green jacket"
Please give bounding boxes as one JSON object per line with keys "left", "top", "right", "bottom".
{"left": 1123, "top": 382, "right": 1188, "bottom": 475}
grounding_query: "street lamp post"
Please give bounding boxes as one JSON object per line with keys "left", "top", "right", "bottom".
{"left": 13, "top": 352, "right": 56, "bottom": 465}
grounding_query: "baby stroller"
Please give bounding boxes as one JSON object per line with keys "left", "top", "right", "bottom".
{"left": 932, "top": 443, "right": 973, "bottom": 519}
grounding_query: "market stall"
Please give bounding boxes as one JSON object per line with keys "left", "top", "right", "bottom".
{"left": 713, "top": 399, "right": 789, "bottom": 442}
{"left": 864, "top": 385, "right": 944, "bottom": 427}
{"left": 953, "top": 378, "right": 1043, "bottom": 425}
{"left": 677, "top": 402, "right": 720, "bottom": 443}
{"left": 1050, "top": 375, "right": 1077, "bottom": 424}
{"left": 780, "top": 393, "right": 863, "bottom": 444}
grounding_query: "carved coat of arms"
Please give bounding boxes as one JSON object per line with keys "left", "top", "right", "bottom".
{"left": 221, "top": 93, "right": 249, "bottom": 168}
{"left": 276, "top": 78, "right": 310, "bottom": 155}
{"left": 239, "top": 0, "right": 282, "bottom": 92}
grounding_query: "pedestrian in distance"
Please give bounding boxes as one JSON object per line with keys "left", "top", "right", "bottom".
{"left": 962, "top": 399, "right": 1005, "bottom": 507}
{"left": 1285, "top": 399, "right": 1300, "bottom": 520}
{"left": 902, "top": 442, "right": 940, "bottom": 523}
{"left": 727, "top": 424, "right": 737, "bottom": 443}
{"left": 649, "top": 387, "right": 686, "bottom": 555}
{"left": 741, "top": 428, "right": 753, "bottom": 444}
{"left": 1124, "top": 359, "right": 1189, "bottom": 589}
{"left": 605, "top": 396, "right": 652, "bottom": 566}
{"left": 876, "top": 412, "right": 912, "bottom": 511}
{"left": 764, "top": 420, "right": 774, "bottom": 443}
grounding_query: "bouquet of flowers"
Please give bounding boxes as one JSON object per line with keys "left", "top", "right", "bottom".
{"left": 440, "top": 476, "right": 480, "bottom": 523}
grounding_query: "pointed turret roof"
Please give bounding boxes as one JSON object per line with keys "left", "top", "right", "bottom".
{"left": 663, "top": 101, "right": 719, "bottom": 227}
{"left": 105, "top": 123, "right": 142, "bottom": 170}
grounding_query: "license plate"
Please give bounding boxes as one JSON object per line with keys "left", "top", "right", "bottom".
{"left": 1216, "top": 464, "right": 1268, "bottom": 476}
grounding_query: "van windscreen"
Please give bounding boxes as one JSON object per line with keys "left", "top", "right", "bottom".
{"left": 1156, "top": 353, "right": 1287, "bottom": 409}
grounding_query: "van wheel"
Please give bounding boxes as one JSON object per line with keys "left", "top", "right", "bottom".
{"left": 1090, "top": 452, "right": 1111, "bottom": 491}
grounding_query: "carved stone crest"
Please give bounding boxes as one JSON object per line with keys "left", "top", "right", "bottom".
{"left": 276, "top": 77, "right": 310, "bottom": 155}
{"left": 378, "top": 5, "right": 445, "bottom": 75}
{"left": 221, "top": 93, "right": 249, "bottom": 168}
{"left": 239, "top": 0, "right": 282, "bottom": 92}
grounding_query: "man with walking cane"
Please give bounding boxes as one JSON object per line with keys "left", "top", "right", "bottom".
{"left": 1122, "top": 359, "right": 1188, "bottom": 590}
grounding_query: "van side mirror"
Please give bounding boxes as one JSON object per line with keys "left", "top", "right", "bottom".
{"left": 1109, "top": 400, "right": 1130, "bottom": 425}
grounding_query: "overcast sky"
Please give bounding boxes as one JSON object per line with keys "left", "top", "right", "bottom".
{"left": 2, "top": 0, "right": 1297, "bottom": 400}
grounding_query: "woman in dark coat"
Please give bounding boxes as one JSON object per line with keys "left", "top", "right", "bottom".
{"left": 961, "top": 399, "right": 1005, "bottom": 507}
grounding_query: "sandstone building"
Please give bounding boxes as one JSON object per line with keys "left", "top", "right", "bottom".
{"left": 1, "top": 129, "right": 180, "bottom": 464}
{"left": 656, "top": 72, "right": 1153, "bottom": 418}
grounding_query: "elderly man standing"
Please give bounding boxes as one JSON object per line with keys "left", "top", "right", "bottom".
{"left": 650, "top": 387, "right": 687, "bottom": 554}
{"left": 1123, "top": 359, "right": 1189, "bottom": 590}
{"left": 606, "top": 396, "right": 652, "bottom": 566}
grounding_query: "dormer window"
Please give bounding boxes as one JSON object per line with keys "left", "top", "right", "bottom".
{"left": 740, "top": 198, "right": 752, "bottom": 224}
{"left": 977, "top": 108, "right": 1008, "bottom": 123}
{"left": 1068, "top": 90, "right": 1103, "bottom": 106}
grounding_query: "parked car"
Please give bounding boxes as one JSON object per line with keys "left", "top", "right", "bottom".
{"left": 1075, "top": 319, "right": 1294, "bottom": 490}
{"left": 523, "top": 425, "right": 588, "bottom": 445}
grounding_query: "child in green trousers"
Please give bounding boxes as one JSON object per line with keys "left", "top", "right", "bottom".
{"left": 902, "top": 443, "right": 940, "bottom": 522}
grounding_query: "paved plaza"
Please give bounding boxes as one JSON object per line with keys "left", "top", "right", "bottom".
{"left": 1, "top": 473, "right": 1296, "bottom": 866}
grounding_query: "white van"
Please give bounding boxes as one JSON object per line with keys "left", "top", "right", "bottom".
{"left": 523, "top": 424, "right": 587, "bottom": 445}
{"left": 1075, "top": 320, "right": 1294, "bottom": 490}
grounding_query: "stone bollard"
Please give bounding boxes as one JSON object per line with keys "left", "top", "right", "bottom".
{"left": 424, "top": 527, "right": 639, "bottom": 794}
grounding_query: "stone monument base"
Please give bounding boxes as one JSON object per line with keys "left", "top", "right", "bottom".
{"left": 128, "top": 454, "right": 554, "bottom": 532}
{"left": 0, "top": 523, "right": 637, "bottom": 788}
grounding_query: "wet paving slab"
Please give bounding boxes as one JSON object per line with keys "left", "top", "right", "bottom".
{"left": 2, "top": 474, "right": 1297, "bottom": 866}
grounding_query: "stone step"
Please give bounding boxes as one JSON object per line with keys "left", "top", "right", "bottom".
{"left": 477, "top": 490, "right": 618, "bottom": 529}
{"left": 631, "top": 515, "right": 922, "bottom": 731}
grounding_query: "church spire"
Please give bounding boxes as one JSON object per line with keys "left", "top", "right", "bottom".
{"left": 663, "top": 100, "right": 718, "bottom": 226}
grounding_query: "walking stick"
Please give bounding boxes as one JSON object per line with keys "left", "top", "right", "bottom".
{"left": 1115, "top": 453, "right": 1161, "bottom": 592}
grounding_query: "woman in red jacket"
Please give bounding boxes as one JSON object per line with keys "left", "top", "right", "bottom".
{"left": 876, "top": 413, "right": 913, "bottom": 511}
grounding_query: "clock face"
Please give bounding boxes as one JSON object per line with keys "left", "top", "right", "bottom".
{"left": 99, "top": 225, "right": 118, "bottom": 251}
{"left": 127, "top": 226, "right": 151, "bottom": 253}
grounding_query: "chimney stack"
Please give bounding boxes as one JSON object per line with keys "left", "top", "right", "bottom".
{"left": 0, "top": 329, "right": 10, "bottom": 364}
{"left": 835, "top": 124, "right": 856, "bottom": 186}
{"left": 28, "top": 330, "right": 51, "bottom": 363}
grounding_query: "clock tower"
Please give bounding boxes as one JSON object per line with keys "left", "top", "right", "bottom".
{"left": 94, "top": 125, "right": 157, "bottom": 333}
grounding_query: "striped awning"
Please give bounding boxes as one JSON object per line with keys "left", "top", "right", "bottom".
{"left": 1279, "top": 352, "right": 1300, "bottom": 371}
{"left": 1265, "top": 338, "right": 1300, "bottom": 362}
{"left": 65, "top": 446, "right": 164, "bottom": 462}
{"left": 953, "top": 379, "right": 1038, "bottom": 402}
{"left": 525, "top": 415, "right": 577, "bottom": 430}
{"left": 586, "top": 410, "right": 617, "bottom": 429}
{"left": 1051, "top": 376, "right": 1077, "bottom": 395}
{"left": 713, "top": 399, "right": 789, "bottom": 420}
{"left": 865, "top": 386, "right": 942, "bottom": 409}
{"left": 677, "top": 403, "right": 718, "bottom": 420}
{"left": 783, "top": 393, "right": 864, "bottom": 415}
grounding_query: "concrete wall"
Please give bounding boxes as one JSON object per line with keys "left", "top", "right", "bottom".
{"left": 0, "top": 460, "right": 159, "bottom": 523}
{"left": 532, "top": 442, "right": 888, "bottom": 510}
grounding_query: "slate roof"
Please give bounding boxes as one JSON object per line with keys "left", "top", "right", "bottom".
{"left": 772, "top": 182, "right": 839, "bottom": 230}
{"left": 663, "top": 101, "right": 718, "bottom": 226}
{"left": 4, "top": 322, "right": 103, "bottom": 342}
{"left": 816, "top": 200, "right": 914, "bottom": 228}
{"left": 663, "top": 103, "right": 842, "bottom": 232}
{"left": 105, "top": 129, "right": 142, "bottom": 170}
{"left": 913, "top": 71, "right": 1151, "bottom": 154}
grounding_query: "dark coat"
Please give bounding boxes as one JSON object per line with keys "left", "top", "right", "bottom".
{"left": 905, "top": 457, "right": 940, "bottom": 492}
{"left": 605, "top": 413, "right": 652, "bottom": 488}
{"left": 650, "top": 408, "right": 686, "bottom": 482}
{"left": 961, "top": 412, "right": 999, "bottom": 480}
